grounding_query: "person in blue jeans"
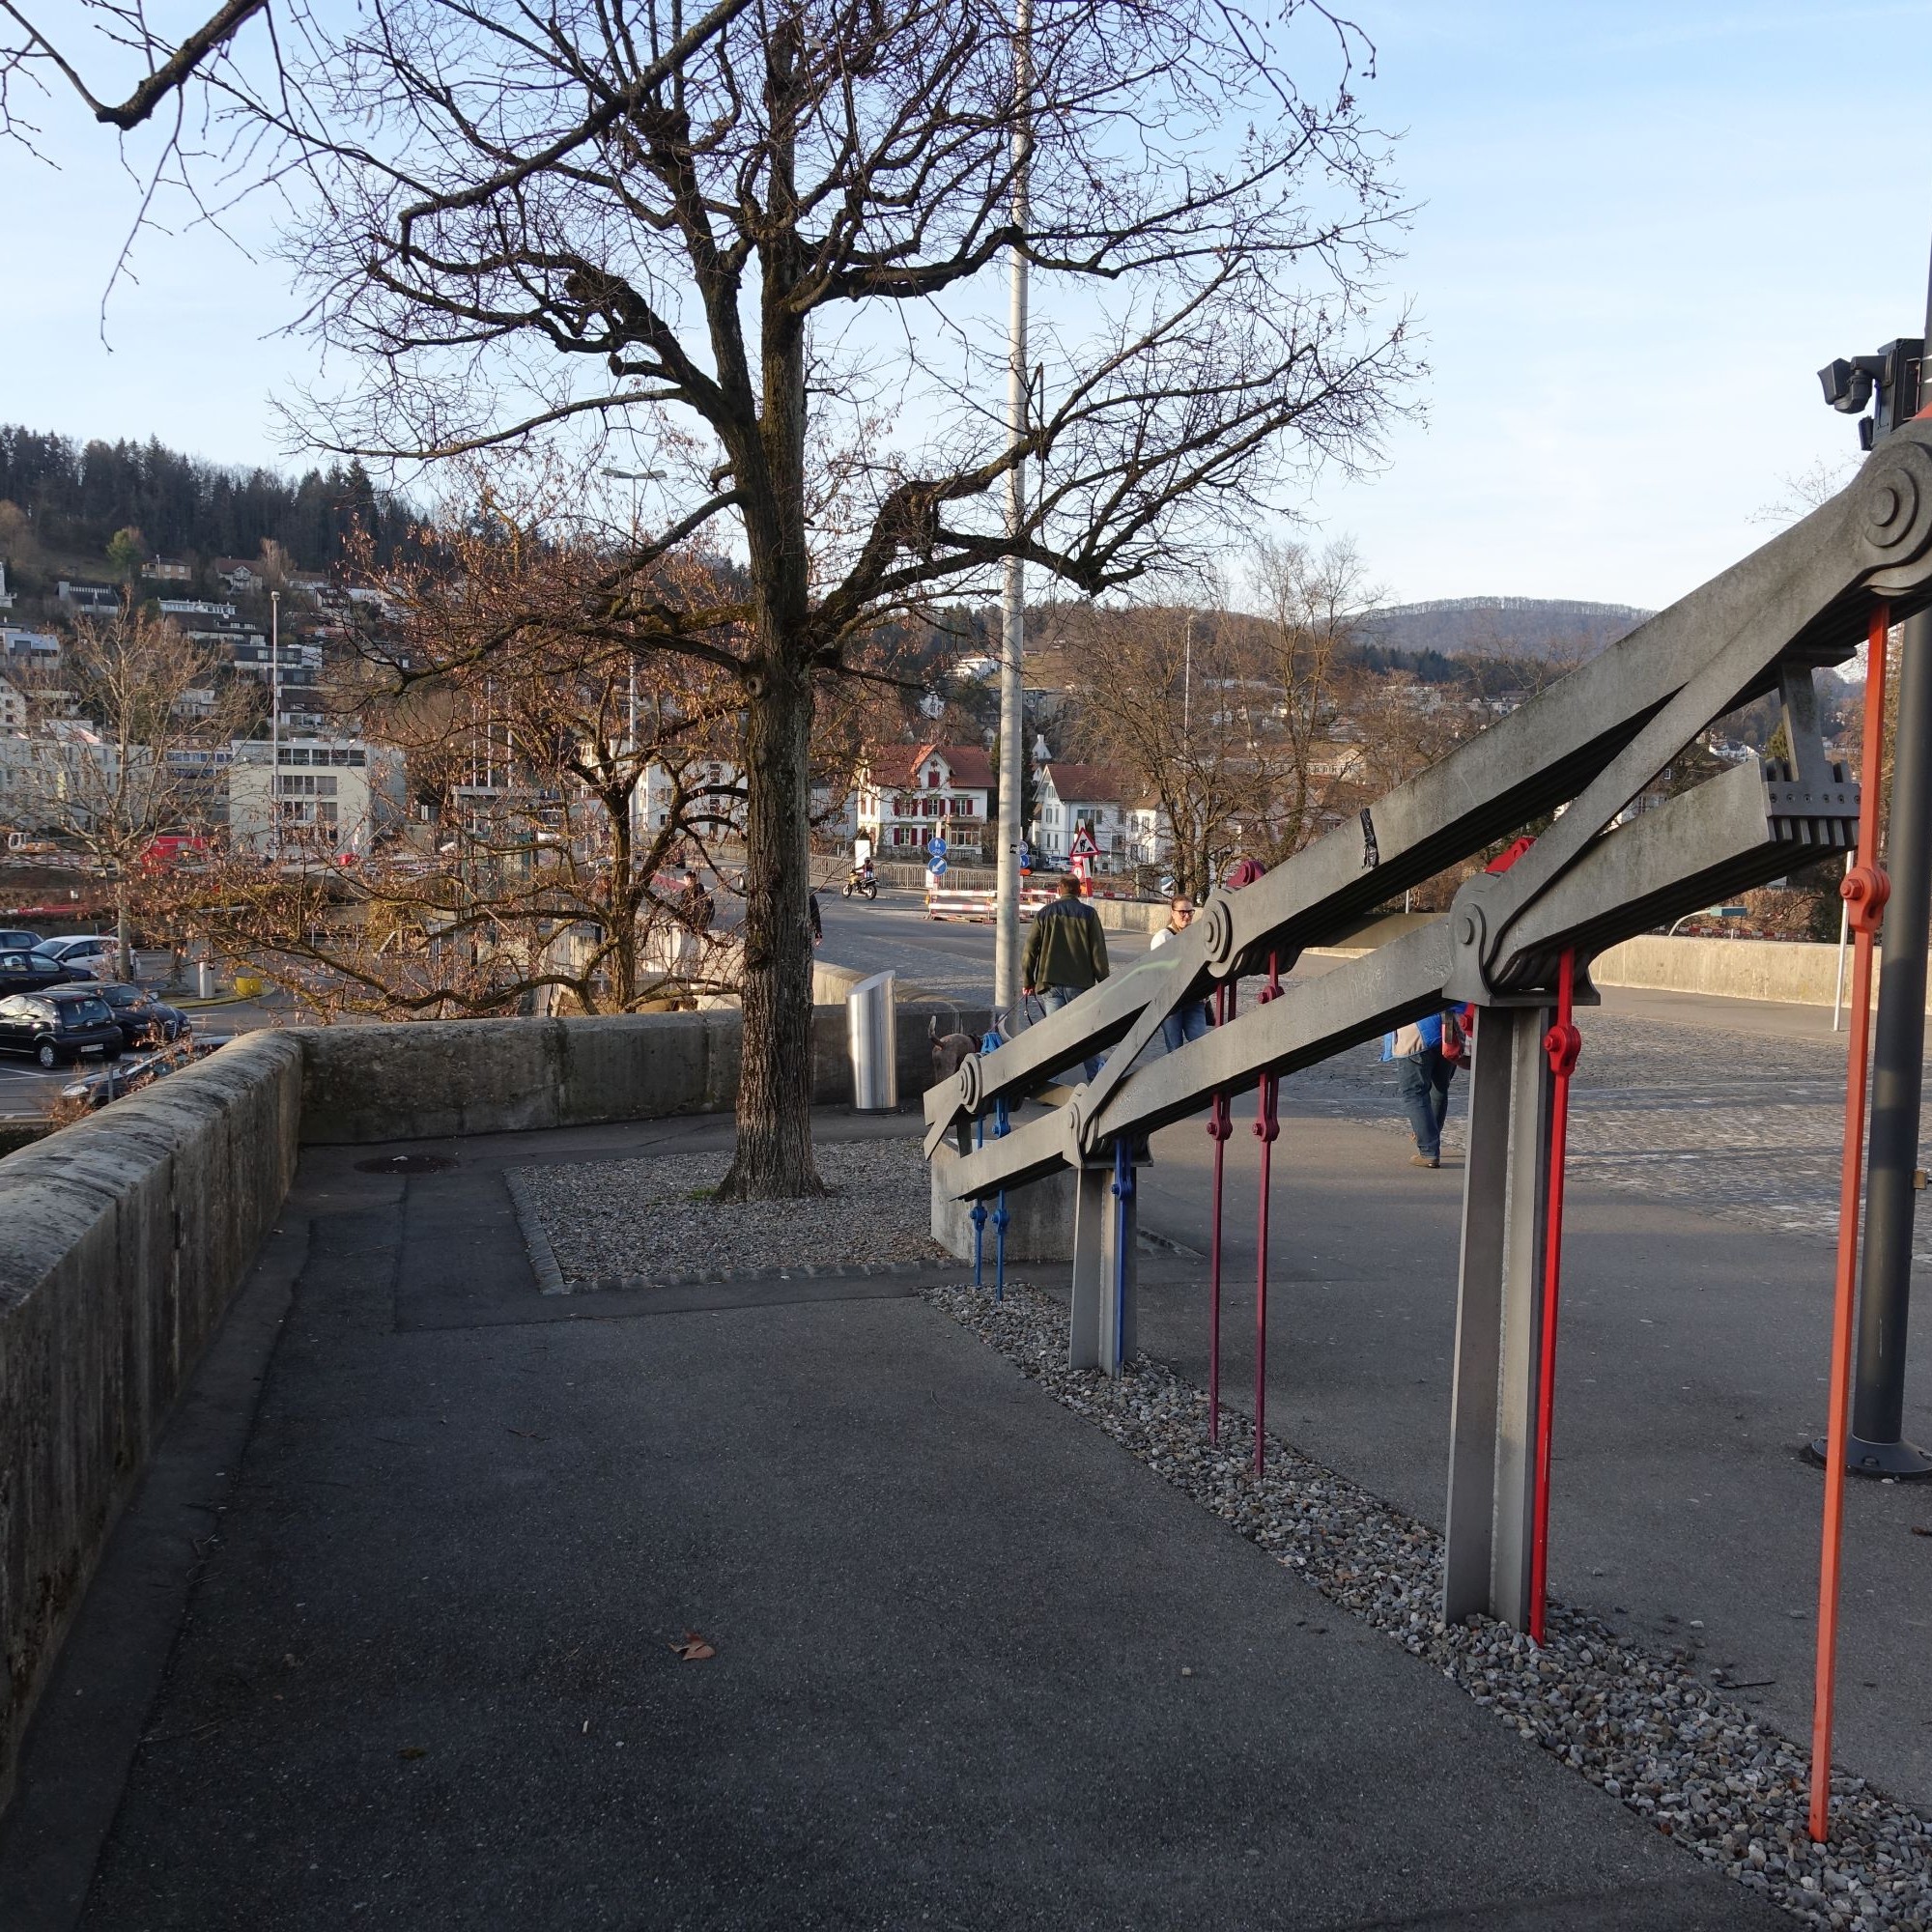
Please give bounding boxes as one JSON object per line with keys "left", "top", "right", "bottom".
{"left": 1382, "top": 1009, "right": 1466, "bottom": 1168}
{"left": 1148, "top": 895, "right": 1211, "bottom": 1052}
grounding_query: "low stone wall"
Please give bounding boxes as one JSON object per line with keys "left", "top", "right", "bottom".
{"left": 294, "top": 1001, "right": 996, "bottom": 1144}
{"left": 0, "top": 1030, "right": 303, "bottom": 1808}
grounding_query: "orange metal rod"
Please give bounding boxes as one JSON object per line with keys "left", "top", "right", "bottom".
{"left": 1809, "top": 601, "right": 1892, "bottom": 1842}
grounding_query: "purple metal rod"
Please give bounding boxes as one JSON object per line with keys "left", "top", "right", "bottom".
{"left": 1206, "top": 979, "right": 1235, "bottom": 1445}
{"left": 1252, "top": 953, "right": 1284, "bottom": 1477}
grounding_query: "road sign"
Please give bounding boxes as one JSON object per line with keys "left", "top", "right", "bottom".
{"left": 928, "top": 854, "right": 949, "bottom": 879}
{"left": 1016, "top": 839, "right": 1032, "bottom": 874}
{"left": 927, "top": 834, "right": 948, "bottom": 859}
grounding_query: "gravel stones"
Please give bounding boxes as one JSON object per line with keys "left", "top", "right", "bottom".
{"left": 925, "top": 1276, "right": 1932, "bottom": 1932}
{"left": 511, "top": 1137, "right": 948, "bottom": 1286}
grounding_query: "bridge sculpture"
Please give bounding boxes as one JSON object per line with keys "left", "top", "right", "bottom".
{"left": 923, "top": 422, "right": 1932, "bottom": 1838}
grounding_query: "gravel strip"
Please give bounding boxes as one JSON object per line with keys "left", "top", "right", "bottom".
{"left": 925, "top": 1277, "right": 1932, "bottom": 1932}
{"left": 511, "top": 1138, "right": 948, "bottom": 1286}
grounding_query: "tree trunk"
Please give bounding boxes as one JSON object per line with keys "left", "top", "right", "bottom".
{"left": 716, "top": 651, "right": 823, "bottom": 1199}
{"left": 116, "top": 878, "right": 133, "bottom": 982}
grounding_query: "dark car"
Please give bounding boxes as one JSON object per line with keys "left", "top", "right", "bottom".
{"left": 0, "top": 929, "right": 43, "bottom": 951}
{"left": 0, "top": 987, "right": 127, "bottom": 1067}
{"left": 0, "top": 948, "right": 84, "bottom": 996}
{"left": 95, "top": 980, "right": 190, "bottom": 1046}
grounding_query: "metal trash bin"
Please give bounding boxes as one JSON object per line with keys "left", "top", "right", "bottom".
{"left": 195, "top": 961, "right": 216, "bottom": 1000}
{"left": 847, "top": 970, "right": 898, "bottom": 1113}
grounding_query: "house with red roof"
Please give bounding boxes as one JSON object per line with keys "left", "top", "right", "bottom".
{"left": 854, "top": 743, "right": 994, "bottom": 855}
{"left": 1034, "top": 761, "right": 1129, "bottom": 870}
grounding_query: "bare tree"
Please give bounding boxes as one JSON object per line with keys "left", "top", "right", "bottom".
{"left": 9, "top": 602, "right": 255, "bottom": 978}
{"left": 13, "top": 0, "right": 1415, "bottom": 1196}
{"left": 175, "top": 495, "right": 753, "bottom": 1016}
{"left": 1248, "top": 534, "right": 1376, "bottom": 859}
{"left": 1060, "top": 604, "right": 1280, "bottom": 896}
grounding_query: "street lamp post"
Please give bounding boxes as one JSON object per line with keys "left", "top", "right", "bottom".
{"left": 270, "top": 589, "right": 280, "bottom": 864}
{"left": 993, "top": 0, "right": 1032, "bottom": 1022}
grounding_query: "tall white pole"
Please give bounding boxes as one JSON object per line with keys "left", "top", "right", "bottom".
{"left": 270, "top": 589, "right": 280, "bottom": 864}
{"left": 994, "top": 0, "right": 1032, "bottom": 1021}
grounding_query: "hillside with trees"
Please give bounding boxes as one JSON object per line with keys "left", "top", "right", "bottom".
{"left": 0, "top": 425, "right": 416, "bottom": 576}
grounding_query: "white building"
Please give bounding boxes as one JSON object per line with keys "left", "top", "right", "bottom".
{"left": 228, "top": 737, "right": 406, "bottom": 856}
{"left": 853, "top": 743, "right": 993, "bottom": 854}
{"left": 0, "top": 721, "right": 133, "bottom": 831}
{"left": 1032, "top": 761, "right": 1129, "bottom": 868}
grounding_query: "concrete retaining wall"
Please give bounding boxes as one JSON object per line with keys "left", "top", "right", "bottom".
{"left": 928, "top": 1141, "right": 1078, "bottom": 1261}
{"left": 1589, "top": 934, "right": 1868, "bottom": 1008}
{"left": 0, "top": 1030, "right": 303, "bottom": 1808}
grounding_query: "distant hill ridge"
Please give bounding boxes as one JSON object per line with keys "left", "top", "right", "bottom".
{"left": 1362, "top": 596, "right": 1653, "bottom": 662}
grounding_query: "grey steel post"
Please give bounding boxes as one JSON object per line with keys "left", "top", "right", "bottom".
{"left": 1848, "top": 608, "right": 1932, "bottom": 1474}
{"left": 1443, "top": 1005, "right": 1553, "bottom": 1627}
{"left": 992, "top": 0, "right": 1032, "bottom": 1019}
{"left": 1067, "top": 1161, "right": 1110, "bottom": 1369}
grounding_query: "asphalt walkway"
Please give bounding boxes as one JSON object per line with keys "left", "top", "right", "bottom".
{"left": 2, "top": 1115, "right": 1769, "bottom": 1931}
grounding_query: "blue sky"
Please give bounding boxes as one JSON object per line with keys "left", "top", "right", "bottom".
{"left": 1, "top": 1, "right": 1928, "bottom": 610}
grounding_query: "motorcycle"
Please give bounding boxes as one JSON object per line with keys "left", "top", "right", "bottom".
{"left": 840, "top": 861, "right": 879, "bottom": 901}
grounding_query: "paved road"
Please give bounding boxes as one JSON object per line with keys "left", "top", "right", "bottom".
{"left": 817, "top": 885, "right": 1155, "bottom": 1003}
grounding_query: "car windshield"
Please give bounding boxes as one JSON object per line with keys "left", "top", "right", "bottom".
{"left": 65, "top": 998, "right": 112, "bottom": 1026}
{"left": 100, "top": 984, "right": 147, "bottom": 1007}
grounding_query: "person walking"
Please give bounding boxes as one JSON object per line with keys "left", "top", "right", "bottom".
{"left": 1148, "top": 894, "right": 1211, "bottom": 1052}
{"left": 1382, "top": 1009, "right": 1467, "bottom": 1168}
{"left": 1022, "top": 874, "right": 1110, "bottom": 1079}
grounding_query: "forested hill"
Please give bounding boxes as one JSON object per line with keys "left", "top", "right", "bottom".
{"left": 0, "top": 426, "right": 416, "bottom": 571}
{"left": 1360, "top": 596, "right": 1651, "bottom": 662}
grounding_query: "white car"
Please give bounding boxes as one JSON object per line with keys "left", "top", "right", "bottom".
{"left": 36, "top": 935, "right": 122, "bottom": 977}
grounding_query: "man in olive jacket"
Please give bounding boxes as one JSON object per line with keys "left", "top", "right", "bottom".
{"left": 1022, "top": 876, "right": 1110, "bottom": 1078}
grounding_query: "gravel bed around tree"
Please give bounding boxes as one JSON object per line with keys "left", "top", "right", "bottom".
{"left": 510, "top": 1137, "right": 948, "bottom": 1286}
{"left": 924, "top": 1277, "right": 1932, "bottom": 1932}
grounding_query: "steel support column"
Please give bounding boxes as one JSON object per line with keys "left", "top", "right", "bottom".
{"left": 1067, "top": 1162, "right": 1112, "bottom": 1370}
{"left": 1443, "top": 1004, "right": 1554, "bottom": 1628}
{"left": 1849, "top": 608, "right": 1932, "bottom": 1476}
{"left": 1100, "top": 1144, "right": 1139, "bottom": 1378}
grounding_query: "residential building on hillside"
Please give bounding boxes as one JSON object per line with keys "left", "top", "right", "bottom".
{"left": 0, "top": 562, "right": 13, "bottom": 610}
{"left": 853, "top": 743, "right": 993, "bottom": 854}
{"left": 0, "top": 676, "right": 21, "bottom": 729}
{"left": 158, "top": 599, "right": 238, "bottom": 620}
{"left": 2, "top": 625, "right": 60, "bottom": 668}
{"left": 1033, "top": 761, "right": 1129, "bottom": 868}
{"left": 228, "top": 736, "right": 405, "bottom": 856}
{"left": 213, "top": 556, "right": 267, "bottom": 595}
{"left": 57, "top": 580, "right": 118, "bottom": 613}
{"left": 143, "top": 556, "right": 193, "bottom": 582}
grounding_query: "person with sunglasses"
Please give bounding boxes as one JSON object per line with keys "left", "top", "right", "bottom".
{"left": 1148, "top": 895, "right": 1212, "bottom": 1053}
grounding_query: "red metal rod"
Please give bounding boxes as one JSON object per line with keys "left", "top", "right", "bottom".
{"left": 1810, "top": 602, "right": 1893, "bottom": 1842}
{"left": 1529, "top": 950, "right": 1581, "bottom": 1645}
{"left": 1207, "top": 979, "right": 1234, "bottom": 1447}
{"left": 1252, "top": 953, "right": 1283, "bottom": 1477}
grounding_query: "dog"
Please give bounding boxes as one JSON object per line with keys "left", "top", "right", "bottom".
{"left": 928, "top": 1013, "right": 980, "bottom": 1085}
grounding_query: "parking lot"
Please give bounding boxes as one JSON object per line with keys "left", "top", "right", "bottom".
{"left": 0, "top": 947, "right": 271, "bottom": 1121}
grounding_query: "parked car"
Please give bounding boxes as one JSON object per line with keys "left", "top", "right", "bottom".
{"left": 0, "top": 929, "right": 44, "bottom": 951}
{"left": 94, "top": 980, "right": 190, "bottom": 1046}
{"left": 36, "top": 934, "right": 122, "bottom": 976}
{"left": 0, "top": 948, "right": 85, "bottom": 996}
{"left": 0, "top": 987, "right": 126, "bottom": 1066}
